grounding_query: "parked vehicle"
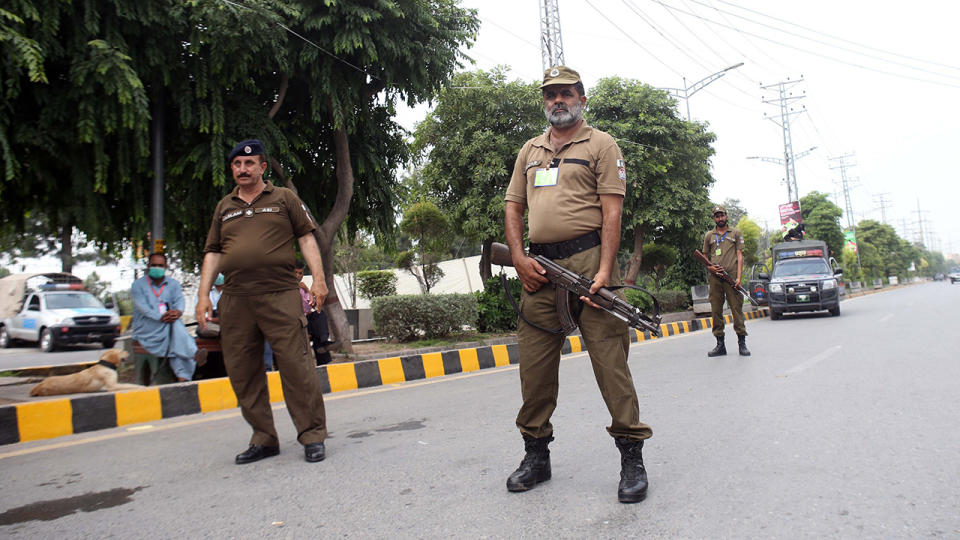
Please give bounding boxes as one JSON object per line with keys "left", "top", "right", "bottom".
{"left": 0, "top": 273, "right": 121, "bottom": 352}
{"left": 759, "top": 240, "right": 843, "bottom": 320}
{"left": 949, "top": 268, "right": 960, "bottom": 284}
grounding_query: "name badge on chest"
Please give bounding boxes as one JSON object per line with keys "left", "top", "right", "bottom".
{"left": 534, "top": 168, "right": 559, "bottom": 187}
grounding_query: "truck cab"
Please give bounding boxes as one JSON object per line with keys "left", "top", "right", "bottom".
{"left": 759, "top": 240, "right": 843, "bottom": 320}
{"left": 0, "top": 273, "right": 121, "bottom": 352}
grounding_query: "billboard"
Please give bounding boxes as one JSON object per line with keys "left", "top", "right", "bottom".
{"left": 844, "top": 229, "right": 858, "bottom": 253}
{"left": 779, "top": 201, "right": 803, "bottom": 237}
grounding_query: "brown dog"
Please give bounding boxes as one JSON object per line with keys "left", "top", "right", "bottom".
{"left": 29, "top": 349, "right": 142, "bottom": 396}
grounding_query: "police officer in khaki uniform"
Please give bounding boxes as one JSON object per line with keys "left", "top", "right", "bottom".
{"left": 703, "top": 205, "right": 751, "bottom": 356}
{"left": 503, "top": 66, "right": 651, "bottom": 504}
{"left": 196, "top": 139, "right": 329, "bottom": 464}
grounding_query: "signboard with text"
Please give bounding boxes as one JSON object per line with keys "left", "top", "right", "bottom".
{"left": 779, "top": 201, "right": 803, "bottom": 237}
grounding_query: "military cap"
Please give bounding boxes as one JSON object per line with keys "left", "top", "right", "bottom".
{"left": 712, "top": 205, "right": 727, "bottom": 215}
{"left": 228, "top": 139, "right": 266, "bottom": 162}
{"left": 540, "top": 65, "right": 581, "bottom": 88}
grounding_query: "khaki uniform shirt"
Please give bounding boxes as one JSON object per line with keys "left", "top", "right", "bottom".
{"left": 702, "top": 226, "right": 744, "bottom": 275}
{"left": 505, "top": 123, "right": 626, "bottom": 244}
{"left": 203, "top": 181, "right": 317, "bottom": 295}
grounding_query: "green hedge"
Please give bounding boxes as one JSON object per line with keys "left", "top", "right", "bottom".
{"left": 474, "top": 276, "right": 521, "bottom": 333}
{"left": 624, "top": 288, "right": 689, "bottom": 313}
{"left": 371, "top": 293, "right": 478, "bottom": 341}
{"left": 357, "top": 270, "right": 397, "bottom": 299}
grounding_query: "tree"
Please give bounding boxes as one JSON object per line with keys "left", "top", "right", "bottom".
{"left": 799, "top": 191, "right": 844, "bottom": 257}
{"left": 857, "top": 219, "right": 915, "bottom": 277}
{"left": 413, "top": 67, "right": 544, "bottom": 284}
{"left": 398, "top": 201, "right": 451, "bottom": 293}
{"left": 3, "top": 0, "right": 479, "bottom": 354}
{"left": 737, "top": 216, "right": 763, "bottom": 272}
{"left": 723, "top": 198, "right": 748, "bottom": 229}
{"left": 586, "top": 77, "right": 716, "bottom": 286}
{"left": 638, "top": 243, "right": 677, "bottom": 289}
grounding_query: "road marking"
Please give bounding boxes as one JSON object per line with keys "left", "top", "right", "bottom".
{"left": 879, "top": 313, "right": 894, "bottom": 323}
{"left": 783, "top": 345, "right": 842, "bottom": 376}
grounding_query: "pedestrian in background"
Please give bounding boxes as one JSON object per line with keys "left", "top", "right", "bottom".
{"left": 196, "top": 139, "right": 329, "bottom": 465}
{"left": 703, "top": 205, "right": 751, "bottom": 356}
{"left": 502, "top": 66, "right": 651, "bottom": 503}
{"left": 131, "top": 253, "right": 207, "bottom": 382}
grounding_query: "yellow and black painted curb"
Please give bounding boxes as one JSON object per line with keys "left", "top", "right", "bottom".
{"left": 0, "top": 308, "right": 768, "bottom": 446}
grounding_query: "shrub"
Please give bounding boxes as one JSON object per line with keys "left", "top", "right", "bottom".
{"left": 624, "top": 288, "right": 689, "bottom": 313}
{"left": 372, "top": 293, "right": 478, "bottom": 341}
{"left": 357, "top": 270, "right": 397, "bottom": 299}
{"left": 474, "top": 276, "right": 521, "bottom": 332}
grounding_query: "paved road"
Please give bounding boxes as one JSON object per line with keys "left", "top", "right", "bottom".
{"left": 1, "top": 283, "right": 958, "bottom": 538}
{"left": 0, "top": 343, "right": 107, "bottom": 371}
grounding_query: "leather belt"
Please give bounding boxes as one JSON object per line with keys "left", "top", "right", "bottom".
{"left": 529, "top": 230, "right": 601, "bottom": 260}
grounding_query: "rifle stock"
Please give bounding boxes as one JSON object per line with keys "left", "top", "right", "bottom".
{"left": 693, "top": 249, "right": 760, "bottom": 306}
{"left": 490, "top": 242, "right": 662, "bottom": 337}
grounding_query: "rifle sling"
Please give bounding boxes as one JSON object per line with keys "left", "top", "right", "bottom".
{"left": 500, "top": 272, "right": 566, "bottom": 336}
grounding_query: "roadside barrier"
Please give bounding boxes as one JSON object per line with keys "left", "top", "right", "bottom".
{"left": 0, "top": 309, "right": 769, "bottom": 446}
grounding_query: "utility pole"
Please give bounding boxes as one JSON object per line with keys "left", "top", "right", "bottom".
{"left": 873, "top": 193, "right": 892, "bottom": 224}
{"left": 539, "top": 0, "right": 564, "bottom": 70}
{"left": 746, "top": 146, "right": 816, "bottom": 203}
{"left": 761, "top": 79, "right": 806, "bottom": 202}
{"left": 829, "top": 153, "right": 857, "bottom": 229}
{"left": 913, "top": 199, "right": 929, "bottom": 247}
{"left": 661, "top": 63, "right": 744, "bottom": 121}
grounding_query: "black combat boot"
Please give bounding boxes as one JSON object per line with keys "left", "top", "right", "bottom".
{"left": 506, "top": 435, "right": 553, "bottom": 492}
{"left": 615, "top": 438, "right": 648, "bottom": 503}
{"left": 707, "top": 335, "right": 726, "bottom": 357}
{"left": 738, "top": 335, "right": 751, "bottom": 356}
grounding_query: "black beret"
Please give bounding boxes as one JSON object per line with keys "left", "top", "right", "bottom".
{"left": 228, "top": 139, "right": 266, "bottom": 162}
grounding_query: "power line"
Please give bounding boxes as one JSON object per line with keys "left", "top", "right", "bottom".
{"left": 714, "top": 0, "right": 960, "bottom": 73}
{"left": 649, "top": 0, "right": 960, "bottom": 89}
{"left": 584, "top": 0, "right": 685, "bottom": 78}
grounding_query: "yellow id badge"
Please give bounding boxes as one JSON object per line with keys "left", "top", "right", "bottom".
{"left": 534, "top": 168, "right": 559, "bottom": 187}
{"left": 715, "top": 248, "right": 722, "bottom": 256}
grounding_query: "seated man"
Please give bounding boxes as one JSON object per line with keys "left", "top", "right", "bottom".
{"left": 132, "top": 252, "right": 207, "bottom": 382}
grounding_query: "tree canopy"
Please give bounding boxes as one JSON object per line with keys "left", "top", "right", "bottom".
{"left": 412, "top": 67, "right": 543, "bottom": 283}
{"left": 799, "top": 191, "right": 844, "bottom": 257}
{"left": 586, "top": 77, "right": 716, "bottom": 287}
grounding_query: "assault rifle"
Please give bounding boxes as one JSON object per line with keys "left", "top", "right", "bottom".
{"left": 693, "top": 250, "right": 759, "bottom": 306}
{"left": 490, "top": 242, "right": 662, "bottom": 337}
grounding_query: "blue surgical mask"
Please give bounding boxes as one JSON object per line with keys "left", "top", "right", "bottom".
{"left": 148, "top": 267, "right": 166, "bottom": 279}
{"left": 215, "top": 274, "right": 225, "bottom": 286}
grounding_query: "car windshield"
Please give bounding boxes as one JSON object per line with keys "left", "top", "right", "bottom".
{"left": 44, "top": 292, "right": 104, "bottom": 310}
{"left": 773, "top": 259, "right": 830, "bottom": 278}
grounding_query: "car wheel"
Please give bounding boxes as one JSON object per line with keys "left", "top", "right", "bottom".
{"left": 0, "top": 326, "right": 10, "bottom": 348}
{"left": 101, "top": 338, "right": 116, "bottom": 349}
{"left": 770, "top": 309, "right": 782, "bottom": 320}
{"left": 829, "top": 306, "right": 840, "bottom": 316}
{"left": 40, "top": 328, "right": 56, "bottom": 352}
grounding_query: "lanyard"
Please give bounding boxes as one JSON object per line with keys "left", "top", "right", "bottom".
{"left": 148, "top": 281, "right": 166, "bottom": 300}
{"left": 714, "top": 231, "right": 729, "bottom": 247}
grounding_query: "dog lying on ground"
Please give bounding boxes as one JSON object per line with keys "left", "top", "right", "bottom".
{"left": 29, "top": 349, "right": 142, "bottom": 396}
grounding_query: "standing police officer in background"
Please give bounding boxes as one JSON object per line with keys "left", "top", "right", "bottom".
{"left": 503, "top": 66, "right": 652, "bottom": 504}
{"left": 196, "top": 139, "right": 329, "bottom": 464}
{"left": 703, "top": 205, "right": 751, "bottom": 356}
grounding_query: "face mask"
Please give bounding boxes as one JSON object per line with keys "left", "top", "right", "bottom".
{"left": 215, "top": 274, "right": 225, "bottom": 286}
{"left": 148, "top": 267, "right": 166, "bottom": 279}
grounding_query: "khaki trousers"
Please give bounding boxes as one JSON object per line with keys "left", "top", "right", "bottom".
{"left": 709, "top": 274, "right": 747, "bottom": 337}
{"left": 219, "top": 290, "right": 327, "bottom": 446}
{"left": 515, "top": 245, "right": 652, "bottom": 441}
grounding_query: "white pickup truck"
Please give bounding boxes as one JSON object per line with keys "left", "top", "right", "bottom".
{"left": 0, "top": 273, "right": 121, "bottom": 352}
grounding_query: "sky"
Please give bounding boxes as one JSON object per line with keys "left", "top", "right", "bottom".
{"left": 399, "top": 0, "right": 960, "bottom": 257}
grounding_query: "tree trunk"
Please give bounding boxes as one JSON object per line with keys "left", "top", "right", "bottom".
{"left": 623, "top": 225, "right": 646, "bottom": 285}
{"left": 311, "top": 121, "right": 355, "bottom": 354}
{"left": 479, "top": 238, "right": 493, "bottom": 286}
{"left": 59, "top": 217, "right": 74, "bottom": 274}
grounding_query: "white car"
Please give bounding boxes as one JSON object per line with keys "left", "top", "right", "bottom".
{"left": 949, "top": 268, "right": 960, "bottom": 284}
{"left": 0, "top": 274, "right": 121, "bottom": 352}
